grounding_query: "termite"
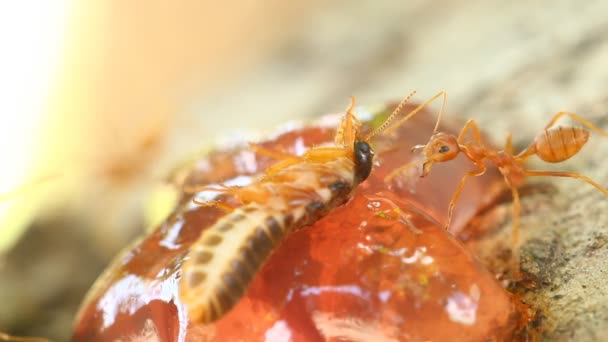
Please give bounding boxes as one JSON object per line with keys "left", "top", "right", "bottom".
{"left": 178, "top": 90, "right": 444, "bottom": 324}
{"left": 385, "top": 91, "right": 608, "bottom": 245}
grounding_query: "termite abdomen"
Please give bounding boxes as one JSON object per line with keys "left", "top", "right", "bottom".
{"left": 535, "top": 127, "right": 590, "bottom": 163}
{"left": 181, "top": 208, "right": 291, "bottom": 323}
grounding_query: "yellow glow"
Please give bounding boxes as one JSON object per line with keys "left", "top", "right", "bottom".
{"left": 0, "top": 1, "right": 73, "bottom": 252}
{"left": 144, "top": 183, "right": 179, "bottom": 233}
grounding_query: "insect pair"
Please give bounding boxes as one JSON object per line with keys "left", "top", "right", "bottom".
{"left": 179, "top": 90, "right": 608, "bottom": 324}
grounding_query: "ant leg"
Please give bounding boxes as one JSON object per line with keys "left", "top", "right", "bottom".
{"left": 456, "top": 119, "right": 483, "bottom": 145}
{"left": 523, "top": 170, "right": 608, "bottom": 196}
{"left": 544, "top": 111, "right": 608, "bottom": 138}
{"left": 508, "top": 185, "right": 523, "bottom": 278}
{"left": 514, "top": 140, "right": 538, "bottom": 161}
{"left": 505, "top": 132, "right": 514, "bottom": 155}
{"left": 507, "top": 131, "right": 537, "bottom": 164}
{"left": 445, "top": 163, "right": 487, "bottom": 229}
{"left": 432, "top": 90, "right": 448, "bottom": 134}
{"left": 510, "top": 185, "right": 521, "bottom": 246}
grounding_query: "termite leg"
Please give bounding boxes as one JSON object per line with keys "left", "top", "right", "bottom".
{"left": 183, "top": 184, "right": 240, "bottom": 211}
{"left": 338, "top": 96, "right": 359, "bottom": 147}
{"left": 249, "top": 143, "right": 296, "bottom": 160}
{"left": 262, "top": 148, "right": 349, "bottom": 179}
{"left": 301, "top": 147, "right": 350, "bottom": 162}
{"left": 248, "top": 143, "right": 304, "bottom": 179}
{"left": 182, "top": 184, "right": 232, "bottom": 194}
{"left": 445, "top": 163, "right": 487, "bottom": 230}
{"left": 262, "top": 157, "right": 302, "bottom": 178}
{"left": 191, "top": 199, "right": 235, "bottom": 212}
{"left": 544, "top": 111, "right": 608, "bottom": 137}
{"left": 523, "top": 170, "right": 608, "bottom": 196}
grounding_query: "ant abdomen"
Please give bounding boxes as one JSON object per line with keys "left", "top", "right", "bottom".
{"left": 534, "top": 126, "right": 590, "bottom": 163}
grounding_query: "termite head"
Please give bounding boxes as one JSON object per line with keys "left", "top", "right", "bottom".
{"left": 414, "top": 132, "right": 460, "bottom": 177}
{"left": 353, "top": 140, "right": 374, "bottom": 184}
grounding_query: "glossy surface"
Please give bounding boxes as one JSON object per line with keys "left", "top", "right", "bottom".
{"left": 73, "top": 104, "right": 519, "bottom": 341}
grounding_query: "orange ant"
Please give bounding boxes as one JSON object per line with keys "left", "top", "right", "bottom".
{"left": 385, "top": 91, "right": 608, "bottom": 245}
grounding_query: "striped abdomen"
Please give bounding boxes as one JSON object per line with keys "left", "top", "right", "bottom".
{"left": 179, "top": 205, "right": 294, "bottom": 323}
{"left": 179, "top": 157, "right": 356, "bottom": 323}
{"left": 534, "top": 126, "right": 590, "bottom": 163}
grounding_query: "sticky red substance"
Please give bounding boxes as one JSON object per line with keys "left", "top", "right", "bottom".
{"left": 72, "top": 104, "right": 520, "bottom": 341}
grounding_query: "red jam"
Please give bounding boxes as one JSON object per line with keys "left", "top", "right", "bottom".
{"left": 73, "top": 103, "right": 520, "bottom": 341}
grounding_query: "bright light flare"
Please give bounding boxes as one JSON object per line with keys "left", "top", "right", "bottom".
{"left": 0, "top": 1, "right": 72, "bottom": 252}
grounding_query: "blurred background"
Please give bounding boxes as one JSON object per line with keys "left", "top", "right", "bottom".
{"left": 1, "top": 1, "right": 608, "bottom": 340}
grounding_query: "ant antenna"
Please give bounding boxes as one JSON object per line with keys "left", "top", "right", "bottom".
{"left": 432, "top": 91, "right": 447, "bottom": 134}
{"left": 382, "top": 91, "right": 448, "bottom": 184}
{"left": 364, "top": 90, "right": 417, "bottom": 141}
{"left": 384, "top": 90, "right": 447, "bottom": 135}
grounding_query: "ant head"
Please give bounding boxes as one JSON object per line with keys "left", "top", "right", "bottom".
{"left": 413, "top": 132, "right": 460, "bottom": 176}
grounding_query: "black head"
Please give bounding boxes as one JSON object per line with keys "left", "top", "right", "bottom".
{"left": 353, "top": 140, "right": 374, "bottom": 184}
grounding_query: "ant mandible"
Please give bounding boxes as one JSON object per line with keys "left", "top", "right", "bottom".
{"left": 384, "top": 91, "right": 608, "bottom": 244}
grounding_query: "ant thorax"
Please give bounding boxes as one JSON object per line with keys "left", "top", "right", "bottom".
{"left": 493, "top": 151, "right": 527, "bottom": 188}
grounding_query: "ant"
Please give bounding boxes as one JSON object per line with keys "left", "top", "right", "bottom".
{"left": 385, "top": 91, "right": 608, "bottom": 245}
